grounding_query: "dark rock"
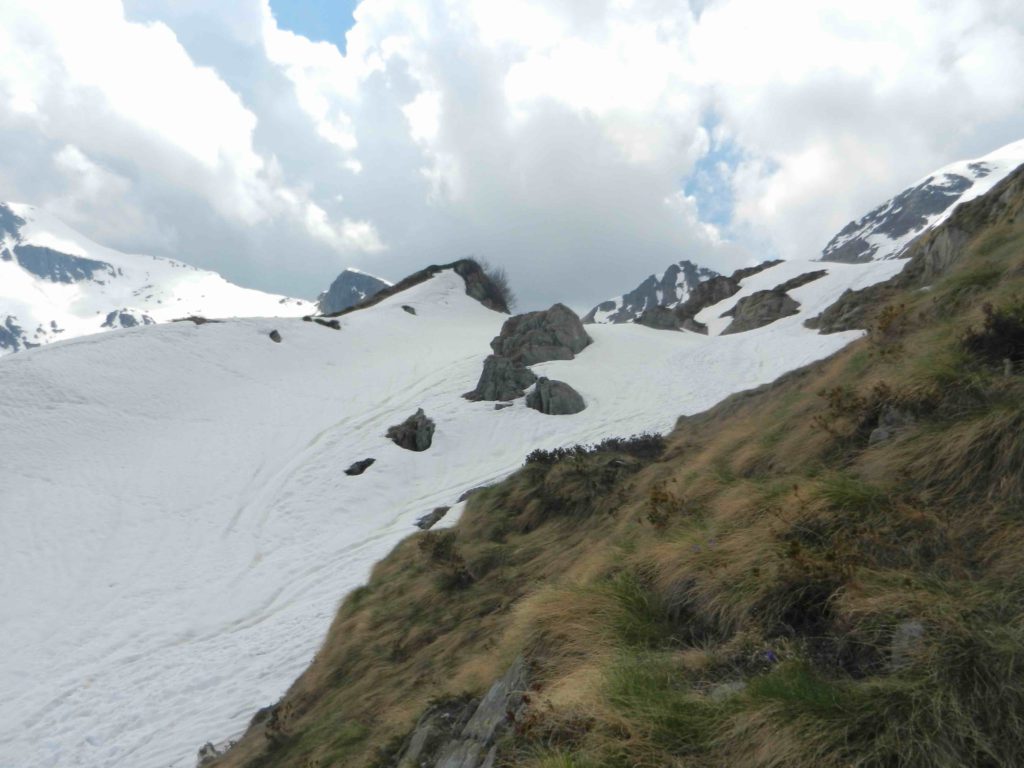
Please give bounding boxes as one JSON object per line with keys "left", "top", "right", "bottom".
{"left": 0, "top": 315, "right": 29, "bottom": 352}
{"left": 416, "top": 506, "right": 450, "bottom": 530}
{"left": 868, "top": 406, "right": 916, "bottom": 445}
{"left": 387, "top": 409, "right": 436, "bottom": 451}
{"left": 316, "top": 269, "right": 389, "bottom": 314}
{"left": 0, "top": 203, "right": 26, "bottom": 241}
{"left": 173, "top": 315, "right": 222, "bottom": 325}
{"left": 583, "top": 259, "right": 719, "bottom": 324}
{"left": 268, "top": 329, "right": 282, "bottom": 343}
{"left": 313, "top": 318, "right": 341, "bottom": 330}
{"left": 344, "top": 458, "right": 376, "bottom": 476}
{"left": 526, "top": 377, "right": 585, "bottom": 415}
{"left": 101, "top": 309, "right": 156, "bottom": 329}
{"left": 490, "top": 304, "right": 591, "bottom": 365}
{"left": 680, "top": 317, "right": 708, "bottom": 334}
{"left": 772, "top": 270, "right": 829, "bottom": 293}
{"left": 395, "top": 696, "right": 479, "bottom": 768}
{"left": 463, "top": 355, "right": 537, "bottom": 401}
{"left": 13, "top": 244, "right": 115, "bottom": 283}
{"left": 302, "top": 315, "right": 312, "bottom": 322}
{"left": 197, "top": 742, "right": 225, "bottom": 766}
{"left": 721, "top": 290, "right": 800, "bottom": 334}
{"left": 402, "top": 305, "right": 417, "bottom": 315}
{"left": 635, "top": 305, "right": 683, "bottom": 331}
{"left": 493, "top": 402, "right": 513, "bottom": 411}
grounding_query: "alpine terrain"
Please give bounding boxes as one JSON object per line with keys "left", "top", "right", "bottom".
{"left": 0, "top": 140, "right": 1022, "bottom": 768}
{"left": 0, "top": 202, "right": 314, "bottom": 354}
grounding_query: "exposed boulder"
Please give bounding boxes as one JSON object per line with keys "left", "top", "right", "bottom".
{"left": 396, "top": 657, "right": 529, "bottom": 768}
{"left": 721, "top": 290, "right": 800, "bottom": 335}
{"left": 387, "top": 409, "right": 436, "bottom": 451}
{"left": 490, "top": 304, "right": 591, "bottom": 365}
{"left": 344, "top": 458, "right": 376, "bottom": 476}
{"left": 316, "top": 268, "right": 390, "bottom": 315}
{"left": 268, "top": 329, "right": 282, "bottom": 343}
{"left": 494, "top": 402, "right": 513, "bottom": 411}
{"left": 526, "top": 377, "right": 586, "bottom": 415}
{"left": 313, "top": 318, "right": 341, "bottom": 330}
{"left": 415, "top": 507, "right": 450, "bottom": 530}
{"left": 463, "top": 355, "right": 537, "bottom": 401}
{"left": 402, "top": 305, "right": 417, "bottom": 315}
{"left": 173, "top": 315, "right": 222, "bottom": 325}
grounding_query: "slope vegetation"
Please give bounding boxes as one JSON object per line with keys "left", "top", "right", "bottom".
{"left": 216, "top": 165, "right": 1024, "bottom": 767}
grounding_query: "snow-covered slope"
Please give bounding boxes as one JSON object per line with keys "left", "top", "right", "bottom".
{"left": 316, "top": 268, "right": 391, "bottom": 314}
{"left": 583, "top": 259, "right": 719, "bottom": 324}
{"left": 0, "top": 202, "right": 313, "bottom": 354}
{"left": 0, "top": 259, "right": 905, "bottom": 768}
{"left": 821, "top": 138, "right": 1024, "bottom": 263}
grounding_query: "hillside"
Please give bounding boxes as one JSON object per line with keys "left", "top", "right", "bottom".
{"left": 0, "top": 247, "right": 899, "bottom": 767}
{"left": 0, "top": 202, "right": 313, "bottom": 354}
{"left": 210, "top": 165, "right": 1024, "bottom": 768}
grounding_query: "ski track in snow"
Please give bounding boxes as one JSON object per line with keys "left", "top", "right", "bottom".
{"left": 1, "top": 262, "right": 904, "bottom": 768}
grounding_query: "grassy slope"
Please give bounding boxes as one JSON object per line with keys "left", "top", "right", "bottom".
{"left": 216, "top": 167, "right": 1024, "bottom": 768}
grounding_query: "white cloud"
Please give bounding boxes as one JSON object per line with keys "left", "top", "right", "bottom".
{"left": 0, "top": 0, "right": 1021, "bottom": 308}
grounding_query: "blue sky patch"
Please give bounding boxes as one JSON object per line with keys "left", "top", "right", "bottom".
{"left": 269, "top": 0, "right": 359, "bottom": 51}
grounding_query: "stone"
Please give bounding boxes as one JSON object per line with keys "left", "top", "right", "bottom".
{"left": 387, "top": 409, "right": 436, "bottom": 451}
{"left": 493, "top": 402, "right": 513, "bottom": 411}
{"left": 402, "top": 305, "right": 417, "bottom": 315}
{"left": 868, "top": 406, "right": 916, "bottom": 446}
{"left": 344, "top": 458, "right": 376, "bottom": 476}
{"left": 416, "top": 506, "right": 450, "bottom": 530}
{"left": 721, "top": 290, "right": 800, "bottom": 334}
{"left": 490, "top": 304, "right": 591, "bottom": 365}
{"left": 463, "top": 355, "right": 537, "bottom": 401}
{"left": 313, "top": 318, "right": 341, "bottom": 330}
{"left": 268, "top": 329, "right": 282, "bottom": 343}
{"left": 525, "top": 377, "right": 586, "bottom": 415}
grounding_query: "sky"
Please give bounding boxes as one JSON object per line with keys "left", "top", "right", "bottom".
{"left": 0, "top": 1, "right": 1022, "bottom": 310}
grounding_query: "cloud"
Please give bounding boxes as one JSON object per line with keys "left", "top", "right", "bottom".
{"left": 0, "top": 0, "right": 1021, "bottom": 308}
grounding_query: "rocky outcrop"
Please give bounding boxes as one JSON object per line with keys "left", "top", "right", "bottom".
{"left": 316, "top": 269, "right": 390, "bottom": 315}
{"left": 525, "top": 377, "right": 586, "bottom": 415}
{"left": 387, "top": 409, "right": 436, "bottom": 451}
{"left": 635, "top": 306, "right": 683, "bottom": 331}
{"left": 490, "top": 304, "right": 591, "bottom": 365}
{"left": 463, "top": 355, "right": 537, "bottom": 401}
{"left": 415, "top": 507, "right": 450, "bottom": 530}
{"left": 720, "top": 290, "right": 800, "bottom": 335}
{"left": 772, "top": 270, "right": 828, "bottom": 293}
{"left": 101, "top": 309, "right": 156, "bottom": 329}
{"left": 12, "top": 243, "right": 116, "bottom": 283}
{"left": 328, "top": 259, "right": 511, "bottom": 317}
{"left": 395, "top": 658, "right": 529, "bottom": 768}
{"left": 868, "top": 406, "right": 916, "bottom": 446}
{"left": 583, "top": 259, "right": 719, "bottom": 324}
{"left": 344, "top": 458, "right": 376, "bottom": 476}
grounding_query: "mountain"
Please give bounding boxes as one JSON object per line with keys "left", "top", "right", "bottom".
{"left": 0, "top": 251, "right": 903, "bottom": 766}
{"left": 211, "top": 161, "right": 1024, "bottom": 768}
{"left": 0, "top": 202, "right": 314, "bottom": 355}
{"left": 820, "top": 137, "right": 1024, "bottom": 263}
{"left": 316, "top": 268, "right": 391, "bottom": 315}
{"left": 582, "top": 259, "right": 719, "bottom": 324}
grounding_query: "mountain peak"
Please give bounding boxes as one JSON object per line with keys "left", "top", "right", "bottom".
{"left": 316, "top": 268, "right": 392, "bottom": 315}
{"left": 583, "top": 258, "right": 719, "bottom": 324}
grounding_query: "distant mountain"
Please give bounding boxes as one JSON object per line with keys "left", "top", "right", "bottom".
{"left": 583, "top": 259, "right": 719, "bottom": 324}
{"left": 0, "top": 202, "right": 313, "bottom": 355}
{"left": 316, "top": 268, "right": 391, "bottom": 315}
{"left": 821, "top": 138, "right": 1024, "bottom": 263}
